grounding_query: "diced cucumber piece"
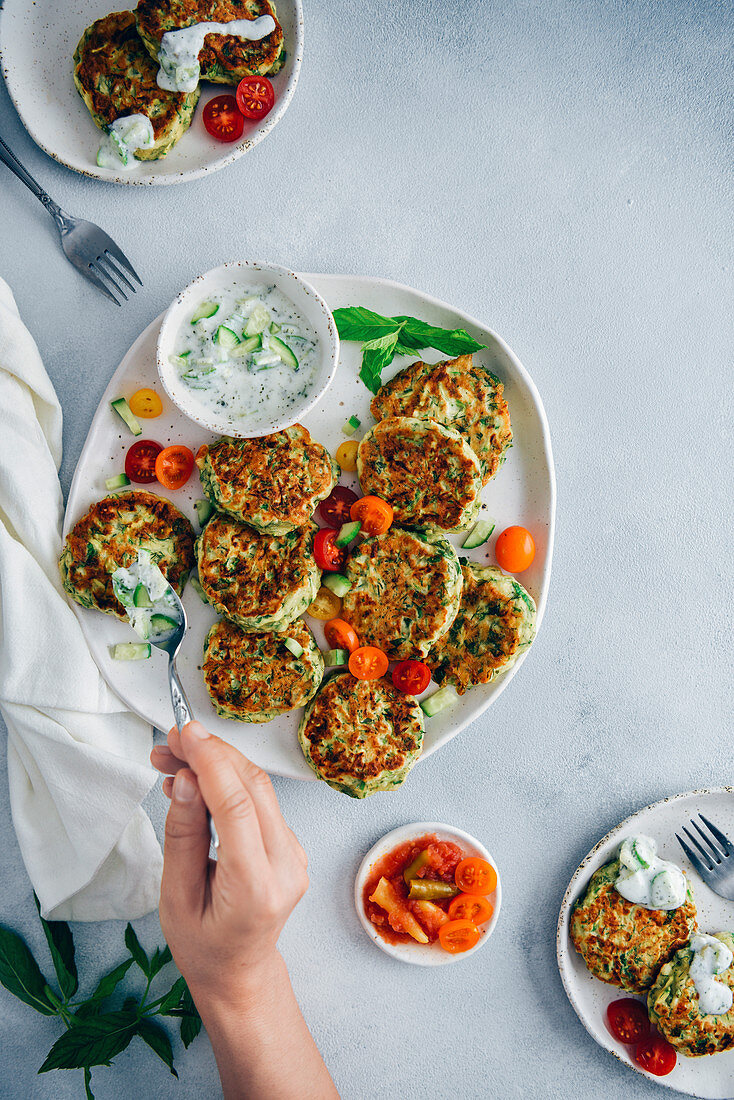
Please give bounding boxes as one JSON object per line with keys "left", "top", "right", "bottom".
{"left": 342, "top": 415, "right": 361, "bottom": 436}
{"left": 215, "top": 325, "right": 240, "bottom": 349}
{"left": 110, "top": 397, "right": 142, "bottom": 437}
{"left": 462, "top": 519, "right": 496, "bottom": 549}
{"left": 150, "top": 614, "right": 178, "bottom": 635}
{"left": 112, "top": 642, "right": 151, "bottom": 661}
{"left": 105, "top": 473, "right": 130, "bottom": 491}
{"left": 269, "top": 321, "right": 281, "bottom": 334}
{"left": 169, "top": 355, "right": 190, "bottom": 369}
{"left": 194, "top": 499, "right": 215, "bottom": 526}
{"left": 420, "top": 686, "right": 457, "bottom": 717}
{"left": 325, "top": 648, "right": 348, "bottom": 667}
{"left": 268, "top": 335, "right": 299, "bottom": 369}
{"left": 335, "top": 520, "right": 361, "bottom": 547}
{"left": 188, "top": 574, "right": 208, "bottom": 603}
{"left": 322, "top": 573, "right": 352, "bottom": 597}
{"left": 108, "top": 129, "right": 128, "bottom": 165}
{"left": 250, "top": 352, "right": 281, "bottom": 370}
{"left": 245, "top": 304, "right": 271, "bottom": 336}
{"left": 133, "top": 583, "right": 152, "bottom": 608}
{"left": 230, "top": 334, "right": 262, "bottom": 357}
{"left": 180, "top": 349, "right": 191, "bottom": 358}
{"left": 191, "top": 301, "right": 219, "bottom": 323}
{"left": 283, "top": 637, "right": 304, "bottom": 658}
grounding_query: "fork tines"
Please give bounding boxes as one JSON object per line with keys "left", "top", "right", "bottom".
{"left": 676, "top": 813, "right": 732, "bottom": 875}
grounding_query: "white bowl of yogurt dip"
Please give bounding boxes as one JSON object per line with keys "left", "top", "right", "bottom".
{"left": 157, "top": 261, "right": 339, "bottom": 437}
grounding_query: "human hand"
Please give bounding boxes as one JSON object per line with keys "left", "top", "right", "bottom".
{"left": 150, "top": 722, "right": 309, "bottom": 1013}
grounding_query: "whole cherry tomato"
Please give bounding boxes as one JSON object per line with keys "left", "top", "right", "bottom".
{"left": 495, "top": 526, "right": 535, "bottom": 572}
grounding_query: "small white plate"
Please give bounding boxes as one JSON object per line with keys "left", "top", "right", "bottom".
{"left": 557, "top": 787, "right": 734, "bottom": 1099}
{"left": 354, "top": 822, "right": 501, "bottom": 965}
{"left": 0, "top": 0, "right": 302, "bottom": 185}
{"left": 157, "top": 260, "right": 339, "bottom": 436}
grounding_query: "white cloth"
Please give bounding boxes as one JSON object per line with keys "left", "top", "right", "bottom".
{"left": 0, "top": 277, "right": 163, "bottom": 921}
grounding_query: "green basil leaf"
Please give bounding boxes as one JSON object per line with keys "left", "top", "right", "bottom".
{"left": 137, "top": 1018, "right": 178, "bottom": 1077}
{"left": 359, "top": 327, "right": 404, "bottom": 395}
{"left": 157, "top": 975, "right": 187, "bottom": 1015}
{"left": 38, "top": 1011, "right": 139, "bottom": 1072}
{"left": 147, "top": 945, "right": 172, "bottom": 980}
{"left": 124, "top": 924, "right": 149, "bottom": 976}
{"left": 332, "top": 306, "right": 400, "bottom": 343}
{"left": 391, "top": 317, "right": 486, "bottom": 356}
{"left": 90, "top": 957, "right": 134, "bottom": 1002}
{"left": 0, "top": 925, "right": 56, "bottom": 1016}
{"left": 83, "top": 1067, "right": 94, "bottom": 1100}
{"left": 34, "top": 894, "right": 78, "bottom": 1000}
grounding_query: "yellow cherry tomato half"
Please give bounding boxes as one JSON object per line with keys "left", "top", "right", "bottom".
{"left": 129, "top": 388, "right": 163, "bottom": 419}
{"left": 348, "top": 645, "right": 389, "bottom": 680}
{"left": 495, "top": 526, "right": 535, "bottom": 573}
{"left": 306, "top": 586, "right": 342, "bottom": 621}
{"left": 335, "top": 440, "right": 359, "bottom": 473}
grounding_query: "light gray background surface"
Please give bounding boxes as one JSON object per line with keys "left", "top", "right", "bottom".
{"left": 1, "top": 0, "right": 732, "bottom": 1097}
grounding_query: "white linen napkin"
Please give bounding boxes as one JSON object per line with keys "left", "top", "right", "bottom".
{"left": 0, "top": 276, "right": 163, "bottom": 921}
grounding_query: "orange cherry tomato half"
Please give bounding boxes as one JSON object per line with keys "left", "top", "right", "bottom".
{"left": 606, "top": 999, "right": 650, "bottom": 1045}
{"left": 125, "top": 440, "right": 162, "bottom": 484}
{"left": 236, "top": 75, "right": 275, "bottom": 120}
{"left": 348, "top": 646, "right": 389, "bottom": 680}
{"left": 392, "top": 659, "right": 431, "bottom": 695}
{"left": 335, "top": 440, "right": 359, "bottom": 472}
{"left": 306, "top": 586, "right": 342, "bottom": 620}
{"left": 495, "top": 525, "right": 535, "bottom": 573}
{"left": 155, "top": 445, "right": 195, "bottom": 490}
{"left": 324, "top": 618, "right": 359, "bottom": 653}
{"left": 350, "top": 495, "right": 393, "bottom": 536}
{"left": 634, "top": 1034, "right": 676, "bottom": 1076}
{"left": 203, "top": 95, "right": 244, "bottom": 142}
{"left": 314, "top": 528, "right": 345, "bottom": 571}
{"left": 454, "top": 857, "right": 498, "bottom": 896}
{"left": 438, "top": 919, "right": 480, "bottom": 954}
{"left": 128, "top": 388, "right": 162, "bottom": 419}
{"left": 447, "top": 893, "right": 494, "bottom": 926}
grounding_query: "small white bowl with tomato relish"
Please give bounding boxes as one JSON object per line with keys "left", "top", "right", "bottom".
{"left": 355, "top": 823, "right": 501, "bottom": 966}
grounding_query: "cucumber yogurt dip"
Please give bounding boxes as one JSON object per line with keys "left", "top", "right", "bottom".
{"left": 169, "top": 284, "right": 319, "bottom": 432}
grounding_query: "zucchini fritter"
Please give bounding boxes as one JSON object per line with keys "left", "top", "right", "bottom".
{"left": 648, "top": 932, "right": 734, "bottom": 1056}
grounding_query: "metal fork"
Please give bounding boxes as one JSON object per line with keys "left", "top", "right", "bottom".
{"left": 676, "top": 814, "right": 734, "bottom": 901}
{"left": 0, "top": 135, "right": 141, "bottom": 306}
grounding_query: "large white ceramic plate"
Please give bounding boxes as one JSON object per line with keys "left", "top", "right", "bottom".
{"left": 63, "top": 272, "right": 555, "bottom": 781}
{"left": 557, "top": 788, "right": 734, "bottom": 1099}
{"left": 0, "top": 0, "right": 301, "bottom": 185}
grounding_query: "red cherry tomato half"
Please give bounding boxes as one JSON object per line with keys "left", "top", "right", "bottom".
{"left": 324, "top": 618, "right": 359, "bottom": 653}
{"left": 438, "top": 919, "right": 480, "bottom": 954}
{"left": 203, "top": 95, "right": 245, "bottom": 142}
{"left": 606, "top": 999, "right": 651, "bottom": 1046}
{"left": 634, "top": 1034, "right": 676, "bottom": 1076}
{"left": 495, "top": 525, "right": 536, "bottom": 573}
{"left": 314, "top": 528, "right": 345, "bottom": 571}
{"left": 319, "top": 486, "right": 359, "bottom": 528}
{"left": 125, "top": 440, "right": 162, "bottom": 484}
{"left": 454, "top": 857, "right": 498, "bottom": 896}
{"left": 236, "top": 75, "right": 275, "bottom": 120}
{"left": 348, "top": 646, "right": 389, "bottom": 680}
{"left": 155, "top": 445, "right": 195, "bottom": 490}
{"left": 392, "top": 659, "right": 431, "bottom": 695}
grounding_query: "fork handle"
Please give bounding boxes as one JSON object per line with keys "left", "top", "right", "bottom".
{"left": 0, "top": 135, "right": 68, "bottom": 231}
{"left": 169, "top": 655, "right": 193, "bottom": 731}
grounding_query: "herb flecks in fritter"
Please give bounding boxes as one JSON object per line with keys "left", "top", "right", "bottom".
{"left": 648, "top": 932, "right": 734, "bottom": 1056}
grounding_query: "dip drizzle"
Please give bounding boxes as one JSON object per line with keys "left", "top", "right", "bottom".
{"left": 157, "top": 17, "right": 276, "bottom": 92}
{"left": 689, "top": 934, "right": 734, "bottom": 1016}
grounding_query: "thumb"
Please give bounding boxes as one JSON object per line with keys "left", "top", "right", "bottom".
{"left": 160, "top": 769, "right": 210, "bottom": 914}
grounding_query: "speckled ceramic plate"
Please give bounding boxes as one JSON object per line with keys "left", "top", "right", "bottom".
{"left": 0, "top": 0, "right": 301, "bottom": 185}
{"left": 557, "top": 788, "right": 734, "bottom": 1099}
{"left": 63, "top": 271, "right": 555, "bottom": 781}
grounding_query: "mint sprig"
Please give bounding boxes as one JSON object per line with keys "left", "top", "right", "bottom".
{"left": 0, "top": 895, "right": 201, "bottom": 1097}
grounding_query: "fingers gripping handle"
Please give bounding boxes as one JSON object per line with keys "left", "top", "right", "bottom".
{"left": 168, "top": 657, "right": 219, "bottom": 849}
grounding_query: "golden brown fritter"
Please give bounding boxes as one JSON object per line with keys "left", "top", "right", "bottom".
{"left": 648, "top": 933, "right": 734, "bottom": 1056}
{"left": 371, "top": 354, "right": 512, "bottom": 485}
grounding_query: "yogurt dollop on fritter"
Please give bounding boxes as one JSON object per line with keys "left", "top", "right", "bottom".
{"left": 196, "top": 513, "right": 320, "bottom": 632}
{"left": 204, "top": 618, "right": 323, "bottom": 723}
{"left": 357, "top": 417, "right": 483, "bottom": 532}
{"left": 342, "top": 528, "right": 463, "bottom": 660}
{"left": 371, "top": 354, "right": 512, "bottom": 485}
{"left": 570, "top": 858, "right": 697, "bottom": 993}
{"left": 198, "top": 426, "right": 338, "bottom": 534}
{"left": 59, "top": 491, "right": 195, "bottom": 618}
{"left": 298, "top": 675, "right": 423, "bottom": 798}
{"left": 430, "top": 564, "right": 536, "bottom": 695}
{"left": 648, "top": 932, "right": 734, "bottom": 1056}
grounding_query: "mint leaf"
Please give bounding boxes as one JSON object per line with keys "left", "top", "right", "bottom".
{"left": 158, "top": 975, "right": 187, "bottom": 1015}
{"left": 0, "top": 925, "right": 57, "bottom": 1016}
{"left": 147, "top": 945, "right": 172, "bottom": 980}
{"left": 124, "top": 924, "right": 148, "bottom": 976}
{"left": 39, "top": 1011, "right": 139, "bottom": 1072}
{"left": 391, "top": 317, "right": 485, "bottom": 356}
{"left": 332, "top": 306, "right": 399, "bottom": 343}
{"left": 89, "top": 958, "right": 134, "bottom": 1004}
{"left": 393, "top": 342, "right": 420, "bottom": 359}
{"left": 359, "top": 327, "right": 405, "bottom": 395}
{"left": 180, "top": 1009, "right": 202, "bottom": 1049}
{"left": 137, "top": 1018, "right": 178, "bottom": 1077}
{"left": 34, "top": 894, "right": 78, "bottom": 1000}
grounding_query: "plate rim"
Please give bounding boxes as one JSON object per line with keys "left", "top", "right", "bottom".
{"left": 556, "top": 785, "right": 734, "bottom": 1098}
{"left": 0, "top": 0, "right": 303, "bottom": 186}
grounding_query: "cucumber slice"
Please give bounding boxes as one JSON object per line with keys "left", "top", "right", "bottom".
{"left": 245, "top": 304, "right": 271, "bottom": 336}
{"left": 268, "top": 335, "right": 299, "bottom": 369}
{"left": 133, "top": 583, "right": 152, "bottom": 608}
{"left": 420, "top": 686, "right": 457, "bottom": 717}
{"left": 341, "top": 415, "right": 361, "bottom": 436}
{"left": 322, "top": 573, "right": 352, "bottom": 597}
{"left": 150, "top": 614, "right": 178, "bottom": 635}
{"left": 112, "top": 642, "right": 151, "bottom": 661}
{"left": 194, "top": 499, "right": 215, "bottom": 526}
{"left": 191, "top": 301, "right": 219, "bottom": 323}
{"left": 462, "top": 519, "right": 496, "bottom": 549}
{"left": 325, "top": 648, "right": 348, "bottom": 667}
{"left": 105, "top": 473, "right": 130, "bottom": 491}
{"left": 230, "top": 334, "right": 262, "bottom": 358}
{"left": 110, "top": 397, "right": 142, "bottom": 437}
{"left": 283, "top": 637, "right": 304, "bottom": 658}
{"left": 335, "top": 521, "right": 361, "bottom": 547}
{"left": 169, "top": 355, "right": 190, "bottom": 369}
{"left": 188, "top": 575, "right": 208, "bottom": 604}
{"left": 250, "top": 352, "right": 281, "bottom": 371}
{"left": 215, "top": 325, "right": 240, "bottom": 349}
